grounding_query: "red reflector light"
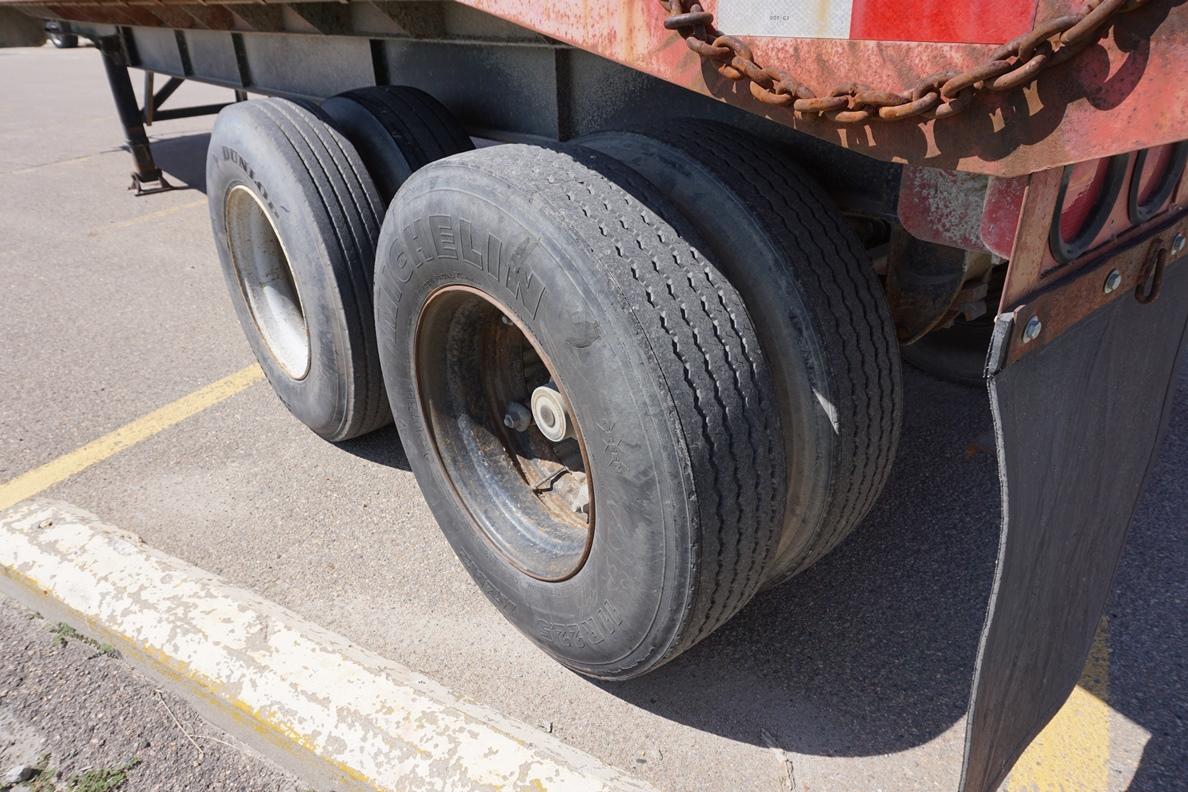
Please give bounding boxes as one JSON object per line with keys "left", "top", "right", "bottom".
{"left": 1058, "top": 160, "right": 1112, "bottom": 243}
{"left": 1049, "top": 156, "right": 1128, "bottom": 265}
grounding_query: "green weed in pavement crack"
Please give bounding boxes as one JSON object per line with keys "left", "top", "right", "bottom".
{"left": 66, "top": 758, "right": 141, "bottom": 792}
{"left": 49, "top": 623, "right": 118, "bottom": 657}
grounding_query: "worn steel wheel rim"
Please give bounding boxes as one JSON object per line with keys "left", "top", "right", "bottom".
{"left": 414, "top": 285, "right": 595, "bottom": 582}
{"left": 224, "top": 184, "right": 311, "bottom": 379}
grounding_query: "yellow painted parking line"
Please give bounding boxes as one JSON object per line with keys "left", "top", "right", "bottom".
{"left": 1007, "top": 618, "right": 1111, "bottom": 792}
{"left": 92, "top": 197, "right": 208, "bottom": 234}
{"left": 0, "top": 364, "right": 263, "bottom": 510}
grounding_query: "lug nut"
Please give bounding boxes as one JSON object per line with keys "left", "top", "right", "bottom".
{"left": 1103, "top": 269, "right": 1122, "bottom": 294}
{"left": 503, "top": 401, "right": 532, "bottom": 432}
{"left": 1021, "top": 315, "right": 1043, "bottom": 344}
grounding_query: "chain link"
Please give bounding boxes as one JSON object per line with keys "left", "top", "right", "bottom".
{"left": 657, "top": 0, "right": 1152, "bottom": 123}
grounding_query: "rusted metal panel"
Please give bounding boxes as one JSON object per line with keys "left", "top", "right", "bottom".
{"left": 1004, "top": 209, "right": 1187, "bottom": 363}
{"left": 980, "top": 176, "right": 1028, "bottom": 257}
{"left": 1001, "top": 142, "right": 1186, "bottom": 307}
{"left": 1042, "top": 143, "right": 1186, "bottom": 273}
{"left": 11, "top": 0, "right": 1186, "bottom": 176}
{"left": 453, "top": 0, "right": 1188, "bottom": 176}
{"left": 179, "top": 4, "right": 236, "bottom": 31}
{"left": 136, "top": 5, "right": 196, "bottom": 31}
{"left": 995, "top": 137, "right": 1186, "bottom": 362}
{"left": 898, "top": 166, "right": 990, "bottom": 250}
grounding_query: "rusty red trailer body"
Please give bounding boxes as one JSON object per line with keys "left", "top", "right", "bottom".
{"left": 5, "top": 1, "right": 1187, "bottom": 791}
{"left": 3, "top": 0, "right": 1184, "bottom": 175}
{"left": 454, "top": 0, "right": 1188, "bottom": 175}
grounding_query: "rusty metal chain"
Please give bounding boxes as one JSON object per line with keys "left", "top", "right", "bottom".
{"left": 657, "top": 0, "right": 1152, "bottom": 123}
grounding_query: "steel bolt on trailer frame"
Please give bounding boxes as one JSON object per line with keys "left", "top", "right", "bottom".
{"left": 5, "top": 1, "right": 1188, "bottom": 790}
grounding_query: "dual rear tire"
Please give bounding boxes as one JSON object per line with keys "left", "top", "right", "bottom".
{"left": 375, "top": 144, "right": 788, "bottom": 677}
{"left": 207, "top": 95, "right": 902, "bottom": 678}
{"left": 581, "top": 122, "right": 901, "bottom": 584}
{"left": 374, "top": 125, "right": 901, "bottom": 676}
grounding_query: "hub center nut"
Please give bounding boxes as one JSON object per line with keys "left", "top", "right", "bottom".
{"left": 531, "top": 385, "right": 571, "bottom": 442}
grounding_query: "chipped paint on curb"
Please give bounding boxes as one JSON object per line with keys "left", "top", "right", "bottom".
{"left": 0, "top": 500, "right": 656, "bottom": 792}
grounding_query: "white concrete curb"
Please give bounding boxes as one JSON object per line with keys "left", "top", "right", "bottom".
{"left": 0, "top": 500, "right": 656, "bottom": 792}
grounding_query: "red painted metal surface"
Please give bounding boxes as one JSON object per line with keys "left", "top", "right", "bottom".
{"left": 981, "top": 177, "right": 1029, "bottom": 257}
{"left": 1136, "top": 143, "right": 1179, "bottom": 202}
{"left": 898, "top": 166, "right": 990, "bottom": 250}
{"left": 1058, "top": 158, "right": 1113, "bottom": 239}
{"left": 460, "top": 0, "right": 1188, "bottom": 176}
{"left": 1001, "top": 146, "right": 1186, "bottom": 312}
{"left": 1045, "top": 148, "right": 1185, "bottom": 275}
{"left": 850, "top": 0, "right": 1037, "bottom": 44}
{"left": 898, "top": 167, "right": 1027, "bottom": 256}
{"left": 7, "top": 0, "right": 1187, "bottom": 176}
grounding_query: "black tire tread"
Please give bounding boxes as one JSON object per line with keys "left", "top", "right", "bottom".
{"left": 650, "top": 121, "right": 900, "bottom": 580}
{"left": 435, "top": 144, "right": 786, "bottom": 669}
{"left": 251, "top": 98, "right": 389, "bottom": 438}
{"left": 391, "top": 86, "right": 475, "bottom": 155}
{"left": 336, "top": 86, "right": 474, "bottom": 171}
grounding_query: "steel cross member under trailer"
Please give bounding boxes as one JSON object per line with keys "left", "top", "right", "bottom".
{"left": 5, "top": 0, "right": 1186, "bottom": 788}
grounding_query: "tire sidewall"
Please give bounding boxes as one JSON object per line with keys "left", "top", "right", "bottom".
{"left": 207, "top": 107, "right": 354, "bottom": 438}
{"left": 374, "top": 165, "right": 696, "bottom": 678}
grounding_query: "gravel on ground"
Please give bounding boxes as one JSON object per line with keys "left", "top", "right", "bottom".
{"left": 0, "top": 596, "right": 305, "bottom": 792}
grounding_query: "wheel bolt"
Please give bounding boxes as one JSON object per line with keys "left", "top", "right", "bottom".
{"left": 503, "top": 401, "right": 532, "bottom": 432}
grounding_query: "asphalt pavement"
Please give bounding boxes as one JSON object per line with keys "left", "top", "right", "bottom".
{"left": 0, "top": 42, "right": 1183, "bottom": 792}
{"left": 0, "top": 596, "right": 302, "bottom": 791}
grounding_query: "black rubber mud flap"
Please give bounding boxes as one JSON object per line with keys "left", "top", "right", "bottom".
{"left": 959, "top": 260, "right": 1188, "bottom": 792}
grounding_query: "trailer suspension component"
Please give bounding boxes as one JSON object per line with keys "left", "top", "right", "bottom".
{"left": 658, "top": 0, "right": 1157, "bottom": 123}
